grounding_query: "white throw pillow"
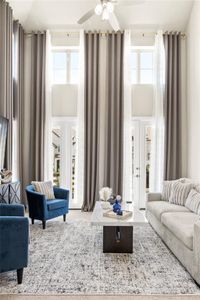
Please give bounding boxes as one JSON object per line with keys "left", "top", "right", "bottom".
{"left": 162, "top": 180, "right": 178, "bottom": 201}
{"left": 31, "top": 181, "right": 55, "bottom": 200}
{"left": 169, "top": 181, "right": 193, "bottom": 206}
{"left": 185, "top": 189, "right": 200, "bottom": 214}
{"left": 161, "top": 178, "right": 188, "bottom": 202}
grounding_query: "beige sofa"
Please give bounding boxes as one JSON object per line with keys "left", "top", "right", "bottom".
{"left": 146, "top": 193, "right": 200, "bottom": 285}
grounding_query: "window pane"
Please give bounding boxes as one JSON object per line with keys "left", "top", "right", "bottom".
{"left": 140, "top": 70, "right": 153, "bottom": 84}
{"left": 53, "top": 70, "right": 66, "bottom": 84}
{"left": 53, "top": 52, "right": 66, "bottom": 70}
{"left": 130, "top": 51, "right": 137, "bottom": 69}
{"left": 71, "top": 52, "right": 79, "bottom": 69}
{"left": 71, "top": 70, "right": 79, "bottom": 84}
{"left": 131, "top": 69, "right": 137, "bottom": 84}
{"left": 140, "top": 52, "right": 153, "bottom": 69}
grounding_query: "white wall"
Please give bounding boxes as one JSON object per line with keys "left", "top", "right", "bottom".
{"left": 52, "top": 84, "right": 154, "bottom": 117}
{"left": 187, "top": 1, "right": 200, "bottom": 180}
{"left": 132, "top": 85, "right": 153, "bottom": 116}
{"left": 52, "top": 85, "right": 77, "bottom": 116}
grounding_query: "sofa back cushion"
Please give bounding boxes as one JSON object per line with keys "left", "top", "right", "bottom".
{"left": 185, "top": 189, "right": 200, "bottom": 214}
{"left": 31, "top": 181, "right": 55, "bottom": 200}
{"left": 169, "top": 182, "right": 193, "bottom": 206}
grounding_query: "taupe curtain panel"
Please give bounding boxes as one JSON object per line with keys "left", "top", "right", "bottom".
{"left": 29, "top": 33, "right": 46, "bottom": 181}
{"left": 82, "top": 32, "right": 124, "bottom": 211}
{"left": 0, "top": 0, "right": 13, "bottom": 169}
{"left": 13, "top": 20, "right": 25, "bottom": 201}
{"left": 104, "top": 32, "right": 124, "bottom": 195}
{"left": 163, "top": 32, "right": 182, "bottom": 180}
{"left": 82, "top": 32, "right": 100, "bottom": 211}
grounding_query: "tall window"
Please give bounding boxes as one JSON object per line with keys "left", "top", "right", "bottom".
{"left": 130, "top": 47, "right": 154, "bottom": 84}
{"left": 52, "top": 49, "right": 79, "bottom": 84}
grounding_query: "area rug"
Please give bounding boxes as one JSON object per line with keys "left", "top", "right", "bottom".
{"left": 0, "top": 220, "right": 200, "bottom": 295}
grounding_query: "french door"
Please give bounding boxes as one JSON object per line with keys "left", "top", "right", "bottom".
{"left": 132, "top": 119, "right": 153, "bottom": 209}
{"left": 52, "top": 117, "right": 82, "bottom": 209}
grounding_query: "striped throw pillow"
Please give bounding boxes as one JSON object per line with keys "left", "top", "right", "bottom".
{"left": 31, "top": 181, "right": 55, "bottom": 200}
{"left": 161, "top": 178, "right": 187, "bottom": 201}
{"left": 185, "top": 189, "right": 200, "bottom": 214}
{"left": 169, "top": 182, "right": 193, "bottom": 206}
{"left": 162, "top": 180, "right": 178, "bottom": 201}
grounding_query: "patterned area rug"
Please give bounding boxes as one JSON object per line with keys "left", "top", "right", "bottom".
{"left": 0, "top": 220, "right": 200, "bottom": 295}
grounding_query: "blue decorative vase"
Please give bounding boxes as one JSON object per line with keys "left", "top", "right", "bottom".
{"left": 113, "top": 200, "right": 121, "bottom": 213}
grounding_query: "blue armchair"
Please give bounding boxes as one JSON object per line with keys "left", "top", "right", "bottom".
{"left": 0, "top": 204, "right": 29, "bottom": 284}
{"left": 26, "top": 185, "right": 69, "bottom": 229}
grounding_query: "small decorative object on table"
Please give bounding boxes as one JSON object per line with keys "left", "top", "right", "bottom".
{"left": 103, "top": 194, "right": 132, "bottom": 219}
{"left": 0, "top": 169, "right": 12, "bottom": 184}
{"left": 113, "top": 196, "right": 123, "bottom": 215}
{"left": 103, "top": 209, "right": 132, "bottom": 220}
{"left": 99, "top": 187, "right": 112, "bottom": 209}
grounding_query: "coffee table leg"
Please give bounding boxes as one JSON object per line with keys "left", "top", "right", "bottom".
{"left": 103, "top": 226, "right": 133, "bottom": 253}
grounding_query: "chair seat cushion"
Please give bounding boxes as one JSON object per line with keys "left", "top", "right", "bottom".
{"left": 161, "top": 212, "right": 199, "bottom": 250}
{"left": 146, "top": 201, "right": 190, "bottom": 221}
{"left": 47, "top": 199, "right": 66, "bottom": 211}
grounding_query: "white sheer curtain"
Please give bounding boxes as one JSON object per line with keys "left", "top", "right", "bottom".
{"left": 123, "top": 30, "right": 133, "bottom": 201}
{"left": 44, "top": 30, "right": 53, "bottom": 181}
{"left": 150, "top": 30, "right": 165, "bottom": 192}
{"left": 75, "top": 30, "right": 85, "bottom": 204}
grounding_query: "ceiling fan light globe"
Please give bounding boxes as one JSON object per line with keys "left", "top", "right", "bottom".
{"left": 95, "top": 4, "right": 103, "bottom": 15}
{"left": 102, "top": 7, "right": 109, "bottom": 20}
{"left": 106, "top": 2, "right": 114, "bottom": 13}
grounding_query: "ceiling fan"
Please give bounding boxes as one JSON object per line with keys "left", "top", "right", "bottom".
{"left": 77, "top": 0, "right": 146, "bottom": 31}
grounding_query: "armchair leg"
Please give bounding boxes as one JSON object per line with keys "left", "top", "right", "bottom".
{"left": 63, "top": 214, "right": 66, "bottom": 222}
{"left": 31, "top": 218, "right": 34, "bottom": 225}
{"left": 17, "top": 268, "right": 23, "bottom": 284}
{"left": 42, "top": 220, "right": 46, "bottom": 229}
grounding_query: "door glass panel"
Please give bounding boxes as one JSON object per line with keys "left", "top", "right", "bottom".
{"left": 52, "top": 128, "right": 61, "bottom": 186}
{"left": 71, "top": 128, "right": 76, "bottom": 202}
{"left": 145, "top": 126, "right": 152, "bottom": 193}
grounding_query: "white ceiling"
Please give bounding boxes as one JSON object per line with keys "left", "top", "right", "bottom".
{"left": 8, "top": 0, "right": 194, "bottom": 32}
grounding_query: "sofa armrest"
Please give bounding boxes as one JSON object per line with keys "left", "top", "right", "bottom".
{"left": 193, "top": 220, "right": 200, "bottom": 283}
{"left": 53, "top": 187, "right": 69, "bottom": 201}
{"left": 147, "top": 193, "right": 162, "bottom": 202}
{"left": 0, "top": 204, "right": 24, "bottom": 217}
{"left": 0, "top": 216, "right": 29, "bottom": 272}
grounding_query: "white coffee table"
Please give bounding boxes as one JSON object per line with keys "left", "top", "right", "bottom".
{"left": 91, "top": 201, "right": 147, "bottom": 253}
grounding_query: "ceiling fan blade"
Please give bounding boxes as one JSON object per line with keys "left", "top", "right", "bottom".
{"left": 77, "top": 9, "right": 95, "bottom": 24}
{"left": 109, "top": 12, "right": 121, "bottom": 31}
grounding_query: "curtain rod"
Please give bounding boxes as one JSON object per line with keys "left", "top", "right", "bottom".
{"left": 25, "top": 30, "right": 186, "bottom": 38}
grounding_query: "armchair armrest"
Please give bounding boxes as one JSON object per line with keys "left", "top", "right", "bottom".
{"left": 147, "top": 193, "right": 162, "bottom": 202}
{"left": 0, "top": 204, "right": 24, "bottom": 217}
{"left": 26, "top": 188, "right": 47, "bottom": 219}
{"left": 0, "top": 216, "right": 29, "bottom": 272}
{"left": 53, "top": 187, "right": 69, "bottom": 201}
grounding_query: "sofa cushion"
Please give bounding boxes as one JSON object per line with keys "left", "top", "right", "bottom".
{"left": 161, "top": 212, "right": 199, "bottom": 250}
{"left": 47, "top": 199, "right": 66, "bottom": 211}
{"left": 169, "top": 181, "right": 193, "bottom": 206}
{"left": 162, "top": 180, "right": 179, "bottom": 201}
{"left": 185, "top": 189, "right": 200, "bottom": 214}
{"left": 146, "top": 201, "right": 190, "bottom": 221}
{"left": 161, "top": 178, "right": 191, "bottom": 202}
